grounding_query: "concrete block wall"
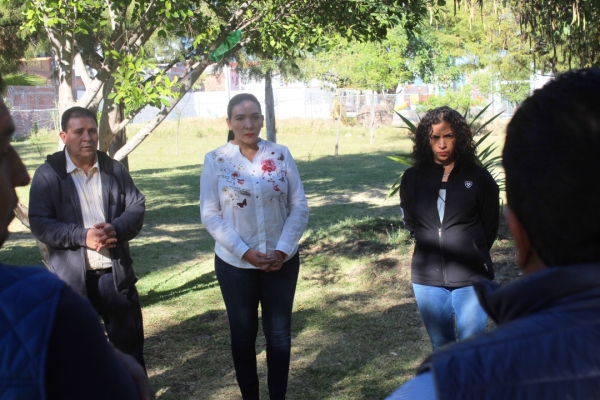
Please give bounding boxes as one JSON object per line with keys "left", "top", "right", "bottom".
{"left": 6, "top": 85, "right": 59, "bottom": 138}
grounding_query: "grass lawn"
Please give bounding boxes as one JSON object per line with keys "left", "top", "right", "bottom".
{"left": 3, "top": 117, "right": 518, "bottom": 399}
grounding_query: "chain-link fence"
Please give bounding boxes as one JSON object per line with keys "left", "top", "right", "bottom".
{"left": 132, "top": 89, "right": 411, "bottom": 127}
{"left": 7, "top": 85, "right": 513, "bottom": 138}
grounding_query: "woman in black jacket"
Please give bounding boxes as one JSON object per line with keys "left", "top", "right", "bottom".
{"left": 400, "top": 106, "right": 499, "bottom": 350}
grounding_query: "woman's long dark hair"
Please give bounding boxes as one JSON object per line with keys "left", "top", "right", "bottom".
{"left": 412, "top": 106, "right": 477, "bottom": 170}
{"left": 226, "top": 93, "right": 262, "bottom": 142}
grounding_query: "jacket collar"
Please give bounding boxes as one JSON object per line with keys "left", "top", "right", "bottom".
{"left": 46, "top": 149, "right": 113, "bottom": 179}
{"left": 475, "top": 262, "right": 600, "bottom": 325}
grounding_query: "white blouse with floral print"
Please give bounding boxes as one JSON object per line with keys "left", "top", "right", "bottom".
{"left": 200, "top": 139, "right": 309, "bottom": 269}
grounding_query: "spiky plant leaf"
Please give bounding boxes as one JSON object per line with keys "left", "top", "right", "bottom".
{"left": 469, "top": 103, "right": 492, "bottom": 128}
{"left": 473, "top": 110, "right": 503, "bottom": 136}
{"left": 395, "top": 110, "right": 417, "bottom": 134}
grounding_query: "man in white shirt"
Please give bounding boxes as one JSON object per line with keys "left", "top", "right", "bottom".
{"left": 29, "top": 107, "right": 147, "bottom": 369}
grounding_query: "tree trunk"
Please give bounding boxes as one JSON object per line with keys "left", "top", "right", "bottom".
{"left": 265, "top": 70, "right": 277, "bottom": 143}
{"left": 335, "top": 93, "right": 341, "bottom": 157}
{"left": 99, "top": 76, "right": 119, "bottom": 153}
{"left": 370, "top": 90, "right": 376, "bottom": 144}
{"left": 109, "top": 102, "right": 129, "bottom": 169}
{"left": 52, "top": 27, "right": 76, "bottom": 151}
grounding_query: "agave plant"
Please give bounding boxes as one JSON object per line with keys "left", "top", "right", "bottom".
{"left": 387, "top": 103, "right": 505, "bottom": 198}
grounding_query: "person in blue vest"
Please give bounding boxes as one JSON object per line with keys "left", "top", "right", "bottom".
{"left": 0, "top": 74, "right": 154, "bottom": 399}
{"left": 387, "top": 68, "right": 600, "bottom": 399}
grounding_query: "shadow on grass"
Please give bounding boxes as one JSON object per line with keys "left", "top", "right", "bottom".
{"left": 141, "top": 211, "right": 423, "bottom": 398}
{"left": 295, "top": 151, "right": 408, "bottom": 231}
{"left": 141, "top": 270, "right": 218, "bottom": 307}
{"left": 127, "top": 150, "right": 406, "bottom": 277}
{"left": 131, "top": 164, "right": 202, "bottom": 224}
{"left": 0, "top": 230, "right": 48, "bottom": 266}
{"left": 146, "top": 291, "right": 429, "bottom": 400}
{"left": 9, "top": 146, "right": 408, "bottom": 265}
{"left": 12, "top": 141, "right": 55, "bottom": 169}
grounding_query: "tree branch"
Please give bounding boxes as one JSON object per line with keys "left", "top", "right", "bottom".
{"left": 112, "top": 59, "right": 211, "bottom": 161}
{"left": 73, "top": 51, "right": 93, "bottom": 89}
{"left": 124, "top": 0, "right": 160, "bottom": 54}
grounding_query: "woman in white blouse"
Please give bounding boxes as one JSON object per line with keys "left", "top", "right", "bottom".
{"left": 200, "top": 93, "right": 309, "bottom": 400}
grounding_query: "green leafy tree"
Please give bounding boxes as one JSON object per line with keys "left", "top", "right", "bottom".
{"left": 416, "top": 1, "right": 538, "bottom": 107}
{"left": 22, "top": 0, "right": 438, "bottom": 161}
{"left": 0, "top": 1, "right": 29, "bottom": 76}
{"left": 301, "top": 1, "right": 537, "bottom": 107}
{"left": 416, "top": 84, "right": 482, "bottom": 112}
{"left": 456, "top": 0, "right": 599, "bottom": 72}
{"left": 505, "top": 0, "right": 600, "bottom": 71}
{"left": 303, "top": 25, "right": 443, "bottom": 93}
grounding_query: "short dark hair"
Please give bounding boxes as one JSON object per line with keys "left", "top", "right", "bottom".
{"left": 503, "top": 68, "right": 600, "bottom": 266}
{"left": 61, "top": 107, "right": 97, "bottom": 132}
{"left": 413, "top": 106, "right": 477, "bottom": 171}
{"left": 226, "top": 93, "right": 262, "bottom": 142}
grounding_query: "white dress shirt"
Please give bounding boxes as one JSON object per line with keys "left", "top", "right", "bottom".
{"left": 65, "top": 151, "right": 112, "bottom": 270}
{"left": 200, "top": 139, "right": 309, "bottom": 269}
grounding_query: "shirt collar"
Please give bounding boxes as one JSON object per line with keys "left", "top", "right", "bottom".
{"left": 226, "top": 138, "right": 265, "bottom": 154}
{"left": 65, "top": 150, "right": 99, "bottom": 174}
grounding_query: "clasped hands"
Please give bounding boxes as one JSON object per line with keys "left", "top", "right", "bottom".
{"left": 243, "top": 249, "right": 287, "bottom": 272}
{"left": 86, "top": 222, "right": 117, "bottom": 252}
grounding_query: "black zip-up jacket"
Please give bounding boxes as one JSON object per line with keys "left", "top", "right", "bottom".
{"left": 29, "top": 150, "right": 145, "bottom": 295}
{"left": 400, "top": 163, "right": 499, "bottom": 287}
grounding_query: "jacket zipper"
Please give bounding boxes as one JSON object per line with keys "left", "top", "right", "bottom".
{"left": 439, "top": 168, "right": 447, "bottom": 285}
{"left": 439, "top": 227, "right": 447, "bottom": 285}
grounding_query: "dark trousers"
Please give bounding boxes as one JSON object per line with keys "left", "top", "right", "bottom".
{"left": 85, "top": 270, "right": 145, "bottom": 370}
{"left": 215, "top": 252, "right": 300, "bottom": 400}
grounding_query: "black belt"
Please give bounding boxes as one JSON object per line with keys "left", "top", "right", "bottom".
{"left": 86, "top": 267, "right": 113, "bottom": 276}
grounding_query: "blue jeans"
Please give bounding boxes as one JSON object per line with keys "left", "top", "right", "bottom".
{"left": 215, "top": 252, "right": 300, "bottom": 400}
{"left": 412, "top": 283, "right": 488, "bottom": 350}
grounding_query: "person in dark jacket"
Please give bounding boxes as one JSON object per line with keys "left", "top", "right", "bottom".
{"left": 0, "top": 75, "right": 154, "bottom": 399}
{"left": 28, "top": 107, "right": 147, "bottom": 368}
{"left": 400, "top": 106, "right": 499, "bottom": 350}
{"left": 388, "top": 69, "right": 600, "bottom": 400}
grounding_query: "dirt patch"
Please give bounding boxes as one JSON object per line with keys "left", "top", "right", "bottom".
{"left": 373, "top": 257, "right": 399, "bottom": 271}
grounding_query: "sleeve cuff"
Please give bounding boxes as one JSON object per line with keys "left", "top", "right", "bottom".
{"left": 232, "top": 242, "right": 250, "bottom": 259}
{"left": 78, "top": 228, "right": 88, "bottom": 247}
{"left": 276, "top": 242, "right": 294, "bottom": 260}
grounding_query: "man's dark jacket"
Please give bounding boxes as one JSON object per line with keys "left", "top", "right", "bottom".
{"left": 29, "top": 150, "right": 145, "bottom": 295}
{"left": 418, "top": 263, "right": 600, "bottom": 399}
{"left": 400, "top": 163, "right": 499, "bottom": 287}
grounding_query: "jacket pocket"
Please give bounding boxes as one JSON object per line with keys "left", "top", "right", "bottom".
{"left": 471, "top": 237, "right": 489, "bottom": 271}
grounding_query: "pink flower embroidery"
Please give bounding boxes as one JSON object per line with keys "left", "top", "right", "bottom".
{"left": 261, "top": 159, "right": 277, "bottom": 173}
{"left": 232, "top": 171, "right": 240, "bottom": 178}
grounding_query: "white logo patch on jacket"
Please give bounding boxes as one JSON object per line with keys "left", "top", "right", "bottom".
{"left": 465, "top": 181, "right": 473, "bottom": 188}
